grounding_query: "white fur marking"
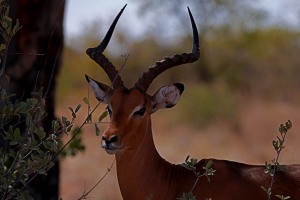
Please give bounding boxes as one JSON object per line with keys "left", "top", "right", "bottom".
{"left": 89, "top": 79, "right": 110, "bottom": 103}
{"left": 130, "top": 105, "right": 144, "bottom": 117}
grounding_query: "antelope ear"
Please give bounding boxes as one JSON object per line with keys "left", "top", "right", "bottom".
{"left": 85, "top": 75, "right": 113, "bottom": 104}
{"left": 151, "top": 83, "right": 184, "bottom": 113}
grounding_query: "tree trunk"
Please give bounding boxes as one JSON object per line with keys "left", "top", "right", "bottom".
{"left": 6, "top": 0, "right": 65, "bottom": 199}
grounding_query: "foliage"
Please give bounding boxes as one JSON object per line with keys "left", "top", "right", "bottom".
{"left": 0, "top": 0, "right": 21, "bottom": 77}
{"left": 208, "top": 29, "right": 300, "bottom": 97}
{"left": 261, "top": 120, "right": 292, "bottom": 200}
{"left": 0, "top": 86, "right": 88, "bottom": 199}
{"left": 146, "top": 193, "right": 153, "bottom": 200}
{"left": 0, "top": 89, "right": 57, "bottom": 199}
{"left": 176, "top": 84, "right": 235, "bottom": 128}
{"left": 179, "top": 156, "right": 215, "bottom": 200}
{"left": 0, "top": 86, "right": 85, "bottom": 199}
{"left": 131, "top": 0, "right": 268, "bottom": 42}
{"left": 0, "top": 1, "right": 86, "bottom": 198}
{"left": 177, "top": 192, "right": 197, "bottom": 200}
{"left": 60, "top": 128, "right": 85, "bottom": 158}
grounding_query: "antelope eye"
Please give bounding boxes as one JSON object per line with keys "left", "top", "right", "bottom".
{"left": 133, "top": 107, "right": 146, "bottom": 116}
{"left": 106, "top": 106, "right": 112, "bottom": 116}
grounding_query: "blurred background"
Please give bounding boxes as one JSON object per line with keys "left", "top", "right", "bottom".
{"left": 57, "top": 0, "right": 300, "bottom": 199}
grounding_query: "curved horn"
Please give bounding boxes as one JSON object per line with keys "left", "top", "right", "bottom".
{"left": 135, "top": 7, "right": 200, "bottom": 92}
{"left": 86, "top": 4, "right": 127, "bottom": 88}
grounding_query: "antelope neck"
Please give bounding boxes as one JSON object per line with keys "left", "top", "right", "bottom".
{"left": 115, "top": 117, "right": 175, "bottom": 199}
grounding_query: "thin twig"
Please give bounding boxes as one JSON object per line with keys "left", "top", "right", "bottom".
{"left": 43, "top": 40, "right": 63, "bottom": 99}
{"left": 42, "top": 0, "right": 65, "bottom": 99}
{"left": 77, "top": 159, "right": 116, "bottom": 200}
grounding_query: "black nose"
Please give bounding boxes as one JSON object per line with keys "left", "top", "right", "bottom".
{"left": 102, "top": 135, "right": 118, "bottom": 145}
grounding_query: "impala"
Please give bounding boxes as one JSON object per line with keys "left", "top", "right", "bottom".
{"left": 85, "top": 5, "right": 300, "bottom": 200}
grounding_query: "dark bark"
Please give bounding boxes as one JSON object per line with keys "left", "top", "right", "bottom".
{"left": 5, "top": 0, "right": 65, "bottom": 199}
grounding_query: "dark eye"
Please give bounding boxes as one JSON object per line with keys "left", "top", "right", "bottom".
{"left": 133, "top": 107, "right": 146, "bottom": 116}
{"left": 106, "top": 106, "right": 112, "bottom": 116}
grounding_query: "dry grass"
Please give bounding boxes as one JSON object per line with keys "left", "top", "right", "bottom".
{"left": 57, "top": 95, "right": 300, "bottom": 200}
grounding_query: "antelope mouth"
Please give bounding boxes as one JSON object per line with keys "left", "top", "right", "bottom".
{"left": 101, "top": 142, "right": 123, "bottom": 155}
{"left": 102, "top": 145, "right": 120, "bottom": 155}
{"left": 104, "top": 147, "right": 118, "bottom": 155}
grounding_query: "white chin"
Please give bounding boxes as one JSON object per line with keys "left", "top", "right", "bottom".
{"left": 105, "top": 148, "right": 118, "bottom": 155}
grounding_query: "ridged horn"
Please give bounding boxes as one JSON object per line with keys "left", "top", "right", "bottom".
{"left": 86, "top": 4, "right": 127, "bottom": 88}
{"left": 135, "top": 7, "right": 200, "bottom": 92}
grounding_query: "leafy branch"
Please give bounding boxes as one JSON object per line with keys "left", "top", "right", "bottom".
{"left": 0, "top": 0, "right": 22, "bottom": 78}
{"left": 262, "top": 120, "right": 292, "bottom": 200}
{"left": 178, "top": 156, "right": 215, "bottom": 200}
{"left": 0, "top": 91, "right": 59, "bottom": 200}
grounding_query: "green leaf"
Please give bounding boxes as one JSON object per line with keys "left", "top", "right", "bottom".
{"left": 146, "top": 193, "right": 153, "bottom": 200}
{"left": 181, "top": 155, "right": 197, "bottom": 171}
{"left": 275, "top": 195, "right": 290, "bottom": 200}
{"left": 68, "top": 106, "right": 77, "bottom": 118}
{"left": 5, "top": 5, "right": 9, "bottom": 16}
{"left": 278, "top": 124, "right": 287, "bottom": 134}
{"left": 83, "top": 97, "right": 89, "bottom": 105}
{"left": 28, "top": 146, "right": 39, "bottom": 151}
{"left": 14, "top": 127, "right": 22, "bottom": 142}
{"left": 8, "top": 124, "right": 14, "bottom": 136}
{"left": 94, "top": 124, "right": 100, "bottom": 136}
{"left": 185, "top": 155, "right": 190, "bottom": 162}
{"left": 261, "top": 186, "right": 271, "bottom": 195}
{"left": 62, "top": 127, "right": 85, "bottom": 157}
{"left": 3, "top": 16, "right": 12, "bottom": 33}
{"left": 62, "top": 116, "right": 70, "bottom": 126}
{"left": 0, "top": 43, "right": 6, "bottom": 51}
{"left": 31, "top": 135, "right": 38, "bottom": 146}
{"left": 52, "top": 120, "right": 60, "bottom": 132}
{"left": 98, "top": 110, "right": 108, "bottom": 122}
{"left": 9, "top": 140, "right": 18, "bottom": 145}
{"left": 264, "top": 162, "right": 272, "bottom": 174}
{"left": 205, "top": 160, "right": 213, "bottom": 169}
{"left": 177, "top": 192, "right": 196, "bottom": 200}
{"left": 285, "top": 120, "right": 292, "bottom": 130}
{"left": 272, "top": 140, "right": 279, "bottom": 151}
{"left": 12, "top": 19, "right": 20, "bottom": 35}
{"left": 35, "top": 127, "right": 46, "bottom": 140}
{"left": 68, "top": 106, "right": 74, "bottom": 113}
{"left": 75, "top": 104, "right": 81, "bottom": 113}
{"left": 66, "top": 124, "right": 73, "bottom": 132}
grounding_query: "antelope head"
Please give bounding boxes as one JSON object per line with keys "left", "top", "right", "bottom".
{"left": 85, "top": 4, "right": 200, "bottom": 156}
